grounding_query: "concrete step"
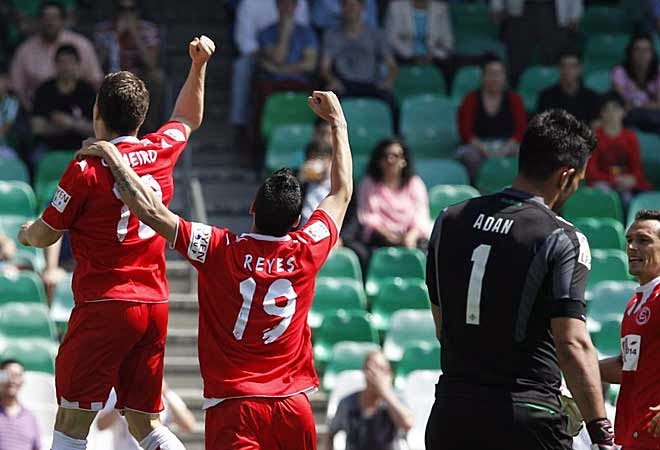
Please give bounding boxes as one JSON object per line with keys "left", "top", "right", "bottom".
{"left": 166, "top": 328, "right": 198, "bottom": 357}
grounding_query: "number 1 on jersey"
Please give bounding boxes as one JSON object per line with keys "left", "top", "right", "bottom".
{"left": 466, "top": 244, "right": 491, "bottom": 325}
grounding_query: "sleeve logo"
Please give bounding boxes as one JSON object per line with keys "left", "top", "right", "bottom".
{"left": 163, "top": 128, "right": 186, "bottom": 142}
{"left": 621, "top": 334, "right": 641, "bottom": 371}
{"left": 575, "top": 232, "right": 591, "bottom": 270}
{"left": 188, "top": 222, "right": 212, "bottom": 263}
{"left": 51, "top": 186, "right": 71, "bottom": 213}
{"left": 303, "top": 221, "right": 330, "bottom": 243}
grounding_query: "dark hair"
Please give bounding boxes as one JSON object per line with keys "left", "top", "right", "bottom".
{"left": 97, "top": 71, "right": 149, "bottom": 135}
{"left": 0, "top": 359, "right": 22, "bottom": 370}
{"left": 480, "top": 52, "right": 504, "bottom": 71}
{"left": 623, "top": 32, "right": 660, "bottom": 90}
{"left": 518, "top": 109, "right": 596, "bottom": 182}
{"left": 254, "top": 168, "right": 303, "bottom": 236}
{"left": 635, "top": 209, "right": 660, "bottom": 223}
{"left": 40, "top": 1, "right": 66, "bottom": 17}
{"left": 305, "top": 141, "right": 332, "bottom": 160}
{"left": 55, "top": 44, "right": 80, "bottom": 62}
{"left": 558, "top": 48, "right": 582, "bottom": 64}
{"left": 600, "top": 90, "right": 625, "bottom": 110}
{"left": 366, "top": 138, "right": 413, "bottom": 186}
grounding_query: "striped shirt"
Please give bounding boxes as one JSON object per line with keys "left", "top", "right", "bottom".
{"left": 0, "top": 405, "right": 40, "bottom": 450}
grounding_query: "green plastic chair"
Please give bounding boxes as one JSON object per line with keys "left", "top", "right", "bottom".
{"left": 394, "top": 341, "right": 441, "bottom": 389}
{"left": 451, "top": 3, "right": 498, "bottom": 38}
{"left": 0, "top": 181, "right": 37, "bottom": 216}
{"left": 366, "top": 247, "right": 426, "bottom": 298}
{"left": 395, "top": 65, "right": 446, "bottom": 104}
{"left": 405, "top": 127, "right": 460, "bottom": 159}
{"left": 592, "top": 318, "right": 621, "bottom": 358}
{"left": 627, "top": 191, "right": 660, "bottom": 226}
{"left": 561, "top": 187, "right": 624, "bottom": 223}
{"left": 452, "top": 66, "right": 481, "bottom": 101}
{"left": 589, "top": 249, "right": 632, "bottom": 288}
{"left": 353, "top": 153, "right": 370, "bottom": 181}
{"left": 313, "top": 310, "right": 378, "bottom": 365}
{"left": 587, "top": 280, "right": 638, "bottom": 323}
{"left": 261, "top": 92, "right": 315, "bottom": 141}
{"left": 581, "top": 6, "right": 628, "bottom": 35}
{"left": 318, "top": 247, "right": 363, "bottom": 282}
{"left": 454, "top": 35, "right": 507, "bottom": 59}
{"left": 584, "top": 70, "right": 611, "bottom": 94}
{"left": 416, "top": 159, "right": 470, "bottom": 188}
{"left": 0, "top": 337, "right": 58, "bottom": 373}
{"left": 519, "top": 66, "right": 559, "bottom": 111}
{"left": 637, "top": 133, "right": 660, "bottom": 188}
{"left": 371, "top": 278, "right": 430, "bottom": 332}
{"left": 0, "top": 302, "right": 57, "bottom": 340}
{"left": 36, "top": 179, "right": 59, "bottom": 212}
{"left": 429, "top": 184, "right": 480, "bottom": 218}
{"left": 573, "top": 218, "right": 626, "bottom": 251}
{"left": 0, "top": 272, "right": 47, "bottom": 305}
{"left": 35, "top": 151, "right": 75, "bottom": 193}
{"left": 383, "top": 309, "right": 437, "bottom": 362}
{"left": 50, "top": 272, "right": 74, "bottom": 336}
{"left": 321, "top": 341, "right": 380, "bottom": 391}
{"left": 265, "top": 124, "right": 312, "bottom": 172}
{"left": 401, "top": 95, "right": 457, "bottom": 135}
{"left": 476, "top": 157, "right": 518, "bottom": 194}
{"left": 0, "top": 158, "right": 29, "bottom": 183}
{"left": 584, "top": 34, "right": 629, "bottom": 72}
{"left": 343, "top": 98, "right": 393, "bottom": 155}
{"left": 309, "top": 278, "right": 367, "bottom": 330}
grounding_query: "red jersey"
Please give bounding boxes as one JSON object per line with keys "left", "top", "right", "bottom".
{"left": 41, "top": 121, "right": 189, "bottom": 303}
{"left": 172, "top": 209, "right": 338, "bottom": 403}
{"left": 616, "top": 276, "right": 660, "bottom": 449}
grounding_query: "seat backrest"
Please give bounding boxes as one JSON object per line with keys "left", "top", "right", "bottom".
{"left": 476, "top": 157, "right": 518, "bottom": 193}
{"left": 318, "top": 247, "right": 363, "bottom": 282}
{"left": 400, "top": 94, "right": 457, "bottom": 135}
{"left": 0, "top": 337, "right": 58, "bottom": 373}
{"left": 627, "top": 191, "right": 660, "bottom": 226}
{"left": 261, "top": 92, "right": 315, "bottom": 140}
{"left": 588, "top": 280, "right": 638, "bottom": 322}
{"left": 35, "top": 151, "right": 75, "bottom": 192}
{"left": 371, "top": 278, "right": 430, "bottom": 332}
{"left": 562, "top": 187, "right": 623, "bottom": 222}
{"left": 316, "top": 310, "right": 378, "bottom": 349}
{"left": 322, "top": 341, "right": 380, "bottom": 391}
{"left": 0, "top": 158, "right": 29, "bottom": 183}
{"left": 0, "top": 302, "right": 56, "bottom": 339}
{"left": 0, "top": 181, "right": 37, "bottom": 216}
{"left": 395, "top": 65, "right": 446, "bottom": 103}
{"left": 584, "top": 69, "right": 611, "bottom": 94}
{"left": 0, "top": 271, "right": 47, "bottom": 305}
{"left": 367, "top": 247, "right": 426, "bottom": 282}
{"left": 416, "top": 159, "right": 470, "bottom": 188}
{"left": 589, "top": 249, "right": 632, "bottom": 288}
{"left": 592, "top": 318, "right": 622, "bottom": 357}
{"left": 452, "top": 66, "right": 481, "bottom": 100}
{"left": 573, "top": 217, "right": 626, "bottom": 251}
{"left": 395, "top": 341, "right": 441, "bottom": 389}
{"left": 383, "top": 309, "right": 436, "bottom": 361}
{"left": 429, "top": 184, "right": 480, "bottom": 218}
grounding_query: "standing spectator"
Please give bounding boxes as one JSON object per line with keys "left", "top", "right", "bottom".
{"left": 31, "top": 45, "right": 95, "bottom": 156}
{"left": 327, "top": 351, "right": 414, "bottom": 450}
{"left": 312, "top": 0, "right": 378, "bottom": 31}
{"left": 0, "top": 66, "right": 19, "bottom": 159}
{"left": 0, "top": 359, "right": 41, "bottom": 450}
{"left": 321, "top": 0, "right": 398, "bottom": 112}
{"left": 456, "top": 54, "right": 527, "bottom": 183}
{"left": 9, "top": 1, "right": 102, "bottom": 111}
{"left": 490, "top": 0, "right": 583, "bottom": 86}
{"left": 94, "top": 0, "right": 165, "bottom": 134}
{"left": 612, "top": 32, "right": 660, "bottom": 133}
{"left": 537, "top": 50, "right": 601, "bottom": 125}
{"left": 586, "top": 92, "right": 652, "bottom": 208}
{"left": 357, "top": 138, "right": 431, "bottom": 250}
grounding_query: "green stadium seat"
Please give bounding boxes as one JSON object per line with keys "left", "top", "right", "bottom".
{"left": 406, "top": 128, "right": 460, "bottom": 159}
{"left": 429, "top": 184, "right": 480, "bottom": 218}
{"left": 343, "top": 98, "right": 393, "bottom": 155}
{"left": 0, "top": 337, "right": 58, "bottom": 373}
{"left": 454, "top": 35, "right": 507, "bottom": 59}
{"left": 627, "top": 191, "right": 660, "bottom": 226}
{"left": 383, "top": 309, "right": 437, "bottom": 361}
{"left": 261, "top": 92, "right": 315, "bottom": 141}
{"left": 584, "top": 34, "right": 629, "bottom": 73}
{"left": 366, "top": 247, "right": 426, "bottom": 298}
{"left": 581, "top": 6, "right": 628, "bottom": 35}
{"left": 394, "top": 341, "right": 441, "bottom": 389}
{"left": 353, "top": 154, "right": 369, "bottom": 181}
{"left": 265, "top": 124, "right": 312, "bottom": 172}
{"left": 416, "top": 159, "right": 469, "bottom": 188}
{"left": 584, "top": 70, "right": 611, "bottom": 94}
{"left": 0, "top": 181, "right": 36, "bottom": 216}
{"left": 452, "top": 66, "right": 481, "bottom": 101}
{"left": 395, "top": 65, "right": 446, "bottom": 104}
{"left": 34, "top": 151, "right": 75, "bottom": 203}
{"left": 37, "top": 179, "right": 59, "bottom": 212}
{"left": 561, "top": 187, "right": 623, "bottom": 223}
{"left": 587, "top": 280, "right": 638, "bottom": 323}
{"left": 371, "top": 278, "right": 430, "bottom": 332}
{"left": 637, "top": 133, "right": 660, "bottom": 188}
{"left": 591, "top": 318, "right": 621, "bottom": 357}
{"left": 401, "top": 95, "right": 459, "bottom": 158}
{"left": 321, "top": 341, "right": 380, "bottom": 391}
{"left": 50, "top": 272, "right": 74, "bottom": 336}
{"left": 0, "top": 272, "right": 47, "bottom": 305}
{"left": 313, "top": 310, "right": 378, "bottom": 365}
{"left": 451, "top": 3, "right": 498, "bottom": 38}
{"left": 309, "top": 278, "right": 366, "bottom": 330}
{"left": 573, "top": 218, "right": 626, "bottom": 251}
{"left": 0, "top": 158, "right": 29, "bottom": 183}
{"left": 519, "top": 66, "right": 559, "bottom": 111}
{"left": 0, "top": 302, "right": 57, "bottom": 340}
{"left": 318, "top": 247, "right": 363, "bottom": 282}
{"left": 589, "top": 249, "right": 632, "bottom": 288}
{"left": 476, "top": 157, "right": 518, "bottom": 193}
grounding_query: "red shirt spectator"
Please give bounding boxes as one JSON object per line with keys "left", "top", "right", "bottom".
{"left": 457, "top": 90, "right": 527, "bottom": 144}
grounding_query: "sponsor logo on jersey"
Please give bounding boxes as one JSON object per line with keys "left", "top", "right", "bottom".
{"left": 303, "top": 221, "right": 331, "bottom": 243}
{"left": 51, "top": 186, "right": 71, "bottom": 213}
{"left": 621, "top": 334, "right": 641, "bottom": 371}
{"left": 575, "top": 232, "right": 591, "bottom": 270}
{"left": 188, "top": 222, "right": 212, "bottom": 263}
{"left": 163, "top": 128, "right": 186, "bottom": 142}
{"left": 636, "top": 306, "right": 651, "bottom": 326}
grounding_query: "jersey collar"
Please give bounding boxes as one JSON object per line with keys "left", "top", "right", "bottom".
{"left": 240, "top": 233, "right": 291, "bottom": 242}
{"left": 501, "top": 188, "right": 548, "bottom": 209}
{"left": 637, "top": 275, "right": 660, "bottom": 296}
{"left": 109, "top": 135, "right": 140, "bottom": 145}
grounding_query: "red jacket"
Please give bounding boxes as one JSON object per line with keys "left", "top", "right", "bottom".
{"left": 457, "top": 90, "right": 527, "bottom": 144}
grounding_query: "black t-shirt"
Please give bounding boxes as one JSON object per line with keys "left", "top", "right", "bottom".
{"left": 474, "top": 89, "right": 515, "bottom": 140}
{"left": 33, "top": 78, "right": 96, "bottom": 150}
{"left": 537, "top": 83, "right": 601, "bottom": 125}
{"left": 426, "top": 188, "right": 590, "bottom": 410}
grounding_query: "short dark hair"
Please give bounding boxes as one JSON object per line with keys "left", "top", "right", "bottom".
{"left": 623, "top": 32, "right": 659, "bottom": 89}
{"left": 0, "top": 359, "right": 22, "bottom": 370}
{"left": 366, "top": 138, "right": 414, "bottom": 186}
{"left": 600, "top": 91, "right": 625, "bottom": 110}
{"left": 40, "top": 0, "right": 66, "bottom": 17}
{"left": 55, "top": 44, "right": 79, "bottom": 62}
{"left": 97, "top": 71, "right": 149, "bottom": 135}
{"left": 635, "top": 209, "right": 660, "bottom": 223}
{"left": 254, "top": 169, "right": 303, "bottom": 236}
{"left": 305, "top": 141, "right": 332, "bottom": 160}
{"left": 558, "top": 48, "right": 582, "bottom": 64}
{"left": 480, "top": 52, "right": 504, "bottom": 71}
{"left": 518, "top": 109, "right": 596, "bottom": 182}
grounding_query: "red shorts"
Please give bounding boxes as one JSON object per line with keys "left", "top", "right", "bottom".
{"left": 205, "top": 393, "right": 316, "bottom": 450}
{"left": 55, "top": 301, "right": 168, "bottom": 413}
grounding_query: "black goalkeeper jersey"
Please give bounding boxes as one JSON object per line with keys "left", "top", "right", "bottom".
{"left": 426, "top": 188, "right": 591, "bottom": 410}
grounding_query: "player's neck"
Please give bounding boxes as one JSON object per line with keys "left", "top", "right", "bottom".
{"left": 97, "top": 131, "right": 138, "bottom": 141}
{"left": 511, "top": 177, "right": 553, "bottom": 208}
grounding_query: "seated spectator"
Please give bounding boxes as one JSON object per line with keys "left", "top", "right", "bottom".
{"left": 587, "top": 92, "right": 652, "bottom": 209}
{"left": 312, "top": 0, "right": 378, "bottom": 31}
{"left": 0, "top": 359, "right": 41, "bottom": 450}
{"left": 456, "top": 53, "right": 526, "bottom": 183}
{"left": 328, "top": 351, "right": 413, "bottom": 450}
{"left": 0, "top": 233, "right": 19, "bottom": 277}
{"left": 299, "top": 139, "right": 333, "bottom": 225}
{"left": 385, "top": 0, "right": 454, "bottom": 78}
{"left": 612, "top": 32, "right": 660, "bottom": 133}
{"left": 31, "top": 45, "right": 95, "bottom": 158}
{"left": 94, "top": 0, "right": 164, "bottom": 134}
{"left": 321, "top": 0, "right": 398, "bottom": 111}
{"left": 357, "top": 138, "right": 431, "bottom": 250}
{"left": 537, "top": 49, "right": 600, "bottom": 126}
{"left": 9, "top": 1, "right": 102, "bottom": 111}
{"left": 0, "top": 67, "right": 19, "bottom": 159}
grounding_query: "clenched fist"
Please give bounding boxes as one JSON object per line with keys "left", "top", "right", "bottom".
{"left": 189, "top": 35, "right": 215, "bottom": 66}
{"left": 307, "top": 91, "right": 347, "bottom": 128}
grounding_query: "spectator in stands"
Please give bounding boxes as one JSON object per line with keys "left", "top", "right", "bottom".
{"left": 31, "top": 45, "right": 95, "bottom": 158}
{"left": 0, "top": 359, "right": 41, "bottom": 450}
{"left": 312, "top": 0, "right": 378, "bottom": 31}
{"left": 321, "top": 0, "right": 398, "bottom": 112}
{"left": 587, "top": 92, "right": 652, "bottom": 209}
{"left": 612, "top": 32, "right": 660, "bottom": 133}
{"left": 490, "top": 0, "right": 583, "bottom": 86}
{"left": 9, "top": 1, "right": 102, "bottom": 111}
{"left": 0, "top": 67, "right": 19, "bottom": 159}
{"left": 537, "top": 49, "right": 601, "bottom": 126}
{"left": 327, "top": 351, "right": 413, "bottom": 450}
{"left": 0, "top": 233, "right": 19, "bottom": 277}
{"left": 456, "top": 53, "right": 527, "bottom": 183}
{"left": 311, "top": 117, "right": 333, "bottom": 148}
{"left": 385, "top": 0, "right": 454, "bottom": 80}
{"left": 94, "top": 0, "right": 165, "bottom": 134}
{"left": 357, "top": 138, "right": 431, "bottom": 251}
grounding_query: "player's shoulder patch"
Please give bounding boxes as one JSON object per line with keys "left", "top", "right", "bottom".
{"left": 188, "top": 222, "right": 212, "bottom": 263}
{"left": 575, "top": 231, "right": 591, "bottom": 270}
{"left": 51, "top": 186, "right": 71, "bottom": 213}
{"left": 303, "top": 220, "right": 331, "bottom": 243}
{"left": 163, "top": 127, "right": 186, "bottom": 142}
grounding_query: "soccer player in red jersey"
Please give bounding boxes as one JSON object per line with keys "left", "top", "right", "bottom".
{"left": 600, "top": 209, "right": 660, "bottom": 450}
{"left": 77, "top": 91, "right": 352, "bottom": 450}
{"left": 17, "top": 36, "right": 216, "bottom": 450}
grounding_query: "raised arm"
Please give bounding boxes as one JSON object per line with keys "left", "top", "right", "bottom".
{"left": 169, "top": 35, "right": 216, "bottom": 137}
{"left": 308, "top": 91, "right": 353, "bottom": 229}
